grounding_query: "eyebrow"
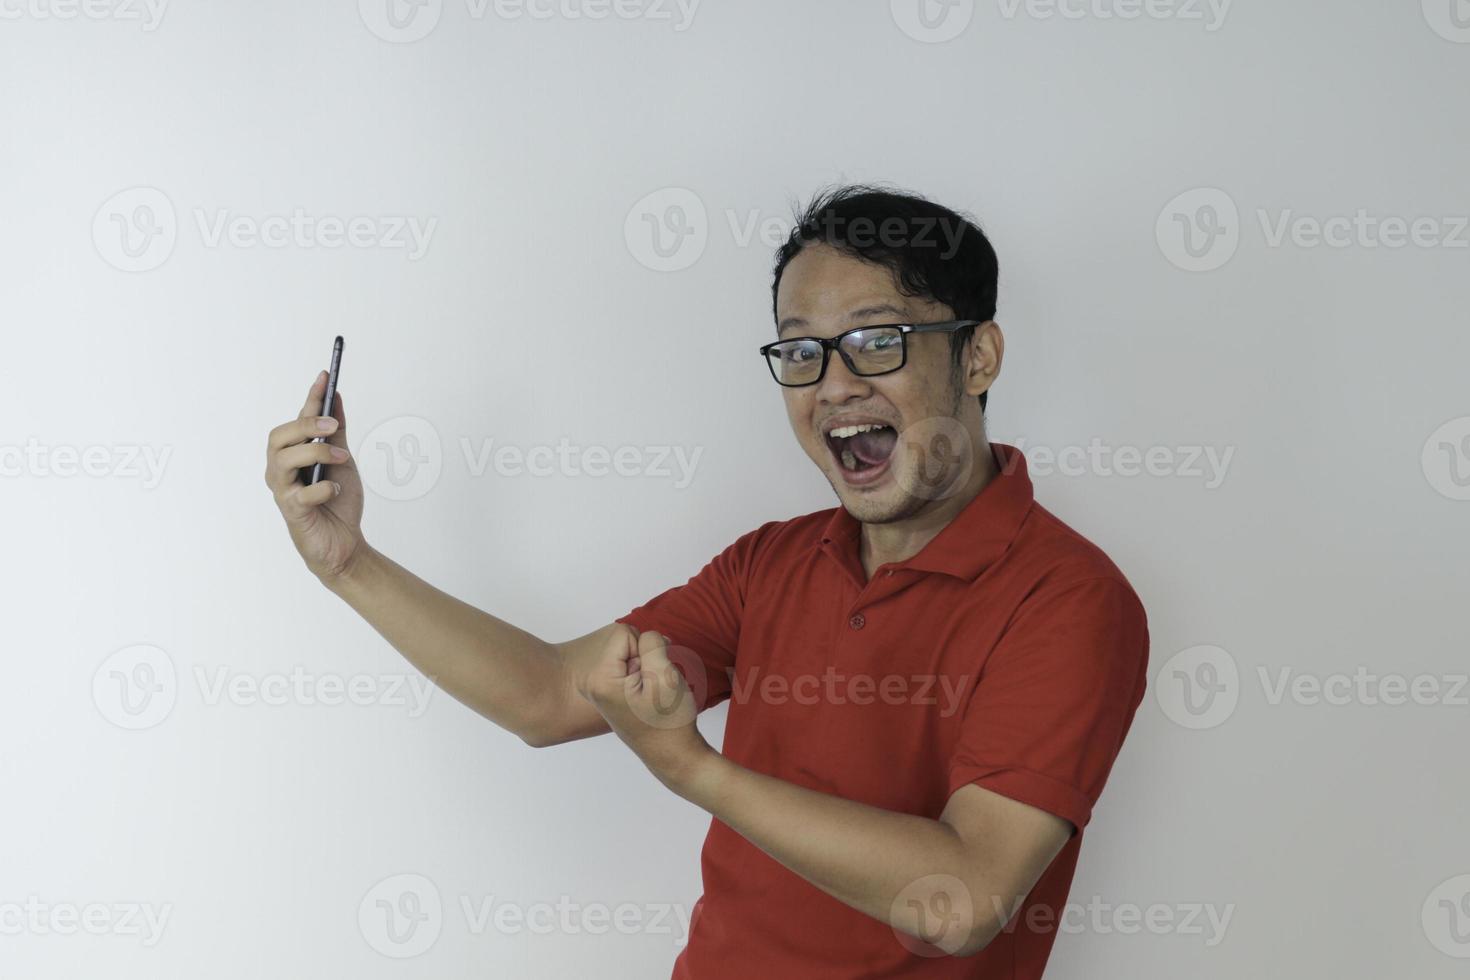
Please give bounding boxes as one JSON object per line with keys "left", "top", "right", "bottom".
{"left": 777, "top": 303, "right": 912, "bottom": 336}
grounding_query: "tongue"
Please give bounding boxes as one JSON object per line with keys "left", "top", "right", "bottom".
{"left": 849, "top": 427, "right": 896, "bottom": 466}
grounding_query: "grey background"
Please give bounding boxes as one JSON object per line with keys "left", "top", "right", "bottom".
{"left": 2, "top": 0, "right": 1466, "bottom": 976}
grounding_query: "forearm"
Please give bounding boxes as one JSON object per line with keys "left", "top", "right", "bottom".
{"left": 322, "top": 544, "right": 571, "bottom": 744}
{"left": 676, "top": 754, "right": 999, "bottom": 955}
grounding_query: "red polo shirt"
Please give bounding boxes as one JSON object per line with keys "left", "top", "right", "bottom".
{"left": 616, "top": 443, "right": 1149, "bottom": 979}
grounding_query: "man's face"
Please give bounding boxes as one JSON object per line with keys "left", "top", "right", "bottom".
{"left": 773, "top": 244, "right": 992, "bottom": 524}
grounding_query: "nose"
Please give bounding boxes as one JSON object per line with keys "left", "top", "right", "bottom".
{"left": 813, "top": 348, "right": 873, "bottom": 405}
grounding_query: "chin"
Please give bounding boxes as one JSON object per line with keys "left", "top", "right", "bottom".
{"left": 829, "top": 471, "right": 923, "bottom": 524}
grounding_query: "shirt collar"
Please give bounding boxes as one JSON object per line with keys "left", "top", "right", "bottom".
{"left": 818, "top": 442, "right": 1033, "bottom": 582}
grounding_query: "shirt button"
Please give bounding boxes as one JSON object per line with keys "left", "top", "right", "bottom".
{"left": 849, "top": 613, "right": 866, "bottom": 630}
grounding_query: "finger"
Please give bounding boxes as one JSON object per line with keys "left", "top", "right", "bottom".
{"left": 323, "top": 388, "right": 349, "bottom": 450}
{"left": 298, "top": 370, "right": 328, "bottom": 420}
{"left": 278, "top": 474, "right": 341, "bottom": 518}
{"left": 268, "top": 442, "right": 349, "bottom": 486}
{"left": 638, "top": 629, "right": 670, "bottom": 662}
{"left": 266, "top": 414, "right": 339, "bottom": 458}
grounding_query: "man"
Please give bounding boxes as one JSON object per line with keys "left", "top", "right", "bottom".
{"left": 264, "top": 185, "right": 1149, "bottom": 978}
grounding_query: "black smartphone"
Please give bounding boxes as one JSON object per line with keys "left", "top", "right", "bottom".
{"left": 301, "top": 335, "right": 344, "bottom": 486}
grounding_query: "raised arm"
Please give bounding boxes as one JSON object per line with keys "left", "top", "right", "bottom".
{"left": 264, "top": 369, "right": 616, "bottom": 748}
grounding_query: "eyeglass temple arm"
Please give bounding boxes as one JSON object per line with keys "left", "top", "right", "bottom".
{"left": 904, "top": 319, "right": 983, "bottom": 334}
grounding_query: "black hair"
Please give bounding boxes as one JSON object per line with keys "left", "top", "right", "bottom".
{"left": 771, "top": 184, "right": 999, "bottom": 412}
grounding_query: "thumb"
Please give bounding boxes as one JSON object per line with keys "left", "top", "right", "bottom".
{"left": 638, "top": 630, "right": 673, "bottom": 673}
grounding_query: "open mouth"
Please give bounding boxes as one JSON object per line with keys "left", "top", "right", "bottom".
{"left": 824, "top": 422, "right": 898, "bottom": 485}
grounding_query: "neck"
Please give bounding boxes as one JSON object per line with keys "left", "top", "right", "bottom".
{"left": 859, "top": 436, "right": 999, "bottom": 579}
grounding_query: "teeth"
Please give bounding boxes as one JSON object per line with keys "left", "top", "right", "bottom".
{"left": 828, "top": 422, "right": 889, "bottom": 439}
{"left": 841, "top": 449, "right": 858, "bottom": 470}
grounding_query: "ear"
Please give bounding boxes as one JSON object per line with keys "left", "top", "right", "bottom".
{"left": 961, "top": 320, "right": 1004, "bottom": 399}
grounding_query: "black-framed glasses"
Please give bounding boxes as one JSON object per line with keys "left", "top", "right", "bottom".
{"left": 759, "top": 320, "right": 981, "bottom": 388}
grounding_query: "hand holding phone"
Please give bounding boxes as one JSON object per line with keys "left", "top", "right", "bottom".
{"left": 300, "top": 335, "right": 344, "bottom": 486}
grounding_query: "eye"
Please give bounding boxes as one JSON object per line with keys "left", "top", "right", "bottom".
{"left": 858, "top": 332, "right": 901, "bottom": 353}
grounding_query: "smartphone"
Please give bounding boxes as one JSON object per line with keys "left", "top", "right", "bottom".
{"left": 301, "top": 335, "right": 344, "bottom": 486}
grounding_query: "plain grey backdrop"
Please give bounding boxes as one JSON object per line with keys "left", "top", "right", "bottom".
{"left": 2, "top": 0, "right": 1467, "bottom": 976}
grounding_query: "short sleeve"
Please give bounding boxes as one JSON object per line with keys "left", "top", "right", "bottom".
{"left": 615, "top": 525, "right": 770, "bottom": 712}
{"left": 947, "top": 576, "right": 1149, "bottom": 832}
